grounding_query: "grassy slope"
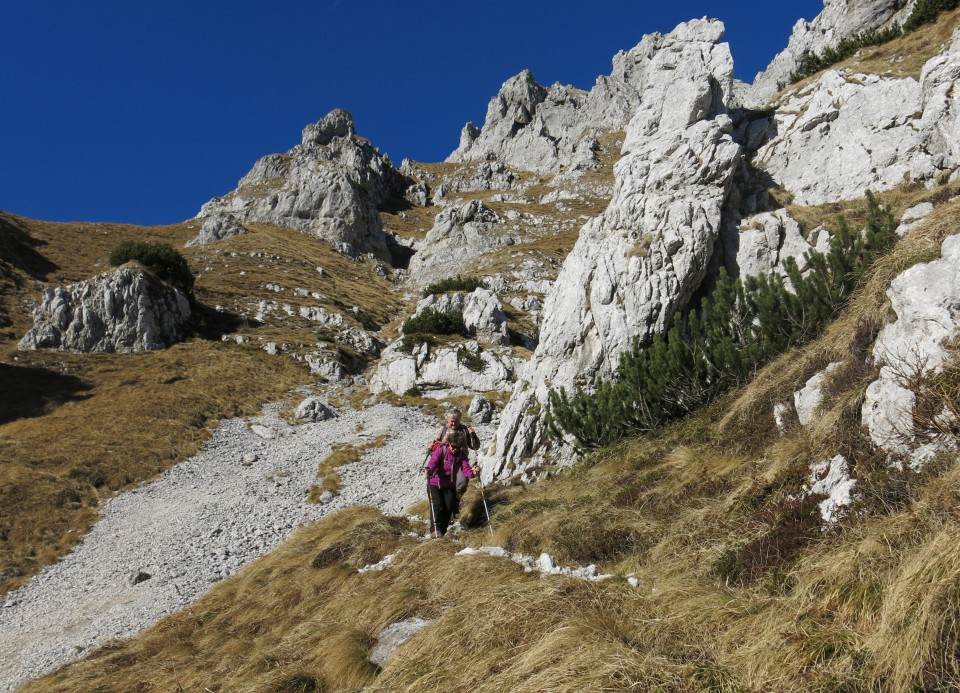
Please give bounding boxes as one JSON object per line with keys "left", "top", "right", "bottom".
{"left": 24, "top": 190, "right": 960, "bottom": 691}
{"left": 0, "top": 212, "right": 407, "bottom": 595}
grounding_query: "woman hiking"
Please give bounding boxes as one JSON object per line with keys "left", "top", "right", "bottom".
{"left": 425, "top": 408, "right": 480, "bottom": 498}
{"left": 425, "top": 429, "right": 479, "bottom": 538}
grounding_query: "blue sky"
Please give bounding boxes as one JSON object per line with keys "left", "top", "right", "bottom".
{"left": 1, "top": 1, "right": 823, "bottom": 226}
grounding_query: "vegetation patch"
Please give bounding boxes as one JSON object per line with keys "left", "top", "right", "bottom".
{"left": 548, "top": 191, "right": 897, "bottom": 452}
{"left": 109, "top": 240, "right": 194, "bottom": 292}
{"left": 422, "top": 275, "right": 487, "bottom": 297}
{"left": 401, "top": 308, "right": 467, "bottom": 337}
{"left": 787, "top": 0, "right": 960, "bottom": 84}
{"left": 312, "top": 434, "right": 390, "bottom": 497}
{"left": 456, "top": 346, "right": 486, "bottom": 373}
{"left": 397, "top": 333, "right": 434, "bottom": 354}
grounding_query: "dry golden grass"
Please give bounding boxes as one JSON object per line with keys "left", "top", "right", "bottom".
{"left": 846, "top": 7, "right": 960, "bottom": 79}
{"left": 0, "top": 213, "right": 410, "bottom": 594}
{"left": 27, "top": 186, "right": 960, "bottom": 692}
{"left": 0, "top": 340, "right": 310, "bottom": 596}
{"left": 25, "top": 400, "right": 960, "bottom": 692}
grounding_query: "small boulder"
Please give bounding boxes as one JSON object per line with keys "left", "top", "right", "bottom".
{"left": 468, "top": 396, "right": 495, "bottom": 424}
{"left": 369, "top": 617, "right": 434, "bottom": 668}
{"left": 295, "top": 397, "right": 336, "bottom": 423}
{"left": 128, "top": 570, "right": 152, "bottom": 586}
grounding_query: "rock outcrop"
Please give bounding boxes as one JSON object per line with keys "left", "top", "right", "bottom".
{"left": 753, "top": 70, "right": 942, "bottom": 205}
{"left": 407, "top": 200, "right": 505, "bottom": 285}
{"left": 722, "top": 209, "right": 832, "bottom": 279}
{"left": 197, "top": 109, "right": 410, "bottom": 259}
{"left": 18, "top": 265, "right": 191, "bottom": 353}
{"left": 861, "top": 232, "right": 960, "bottom": 464}
{"left": 749, "top": 0, "right": 914, "bottom": 105}
{"left": 447, "top": 33, "right": 657, "bottom": 174}
{"left": 186, "top": 213, "right": 246, "bottom": 247}
{"left": 483, "top": 19, "right": 742, "bottom": 480}
{"left": 919, "top": 25, "right": 960, "bottom": 176}
{"left": 415, "top": 288, "right": 510, "bottom": 346}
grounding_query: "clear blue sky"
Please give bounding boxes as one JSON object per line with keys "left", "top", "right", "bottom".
{"left": 1, "top": 1, "right": 823, "bottom": 226}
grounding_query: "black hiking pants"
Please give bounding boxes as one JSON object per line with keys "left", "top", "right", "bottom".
{"left": 428, "top": 486, "right": 458, "bottom": 536}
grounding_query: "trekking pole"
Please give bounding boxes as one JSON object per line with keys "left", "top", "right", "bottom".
{"left": 426, "top": 479, "right": 437, "bottom": 538}
{"left": 422, "top": 449, "right": 437, "bottom": 538}
{"left": 473, "top": 453, "right": 493, "bottom": 534}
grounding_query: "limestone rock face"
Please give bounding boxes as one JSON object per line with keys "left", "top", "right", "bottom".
{"left": 861, "top": 233, "right": 960, "bottom": 463}
{"left": 186, "top": 213, "right": 246, "bottom": 247}
{"left": 749, "top": 0, "right": 913, "bottom": 105}
{"left": 447, "top": 19, "right": 712, "bottom": 174}
{"left": 754, "top": 70, "right": 939, "bottom": 205}
{"left": 370, "top": 340, "right": 514, "bottom": 399}
{"left": 483, "top": 19, "right": 742, "bottom": 480}
{"left": 416, "top": 288, "right": 509, "bottom": 346}
{"left": 723, "top": 209, "right": 832, "bottom": 279}
{"left": 197, "top": 109, "right": 410, "bottom": 259}
{"left": 407, "top": 200, "right": 506, "bottom": 285}
{"left": 18, "top": 265, "right": 191, "bottom": 353}
{"left": 919, "top": 26, "right": 960, "bottom": 176}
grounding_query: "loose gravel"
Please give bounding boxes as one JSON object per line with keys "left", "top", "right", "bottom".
{"left": 0, "top": 400, "right": 489, "bottom": 692}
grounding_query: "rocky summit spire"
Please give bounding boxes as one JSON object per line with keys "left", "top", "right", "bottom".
{"left": 481, "top": 18, "right": 741, "bottom": 481}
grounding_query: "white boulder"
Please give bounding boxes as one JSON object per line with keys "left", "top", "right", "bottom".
{"left": 861, "top": 233, "right": 960, "bottom": 462}
{"left": 18, "top": 265, "right": 191, "bottom": 353}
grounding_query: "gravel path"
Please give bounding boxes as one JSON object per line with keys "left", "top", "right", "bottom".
{"left": 0, "top": 401, "right": 483, "bottom": 692}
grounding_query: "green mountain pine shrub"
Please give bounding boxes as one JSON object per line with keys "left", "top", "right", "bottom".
{"left": 398, "top": 333, "right": 434, "bottom": 354}
{"left": 422, "top": 275, "right": 488, "bottom": 297}
{"left": 902, "top": 0, "right": 960, "bottom": 32}
{"left": 109, "top": 240, "right": 194, "bottom": 293}
{"left": 401, "top": 308, "right": 467, "bottom": 337}
{"left": 547, "top": 192, "right": 897, "bottom": 452}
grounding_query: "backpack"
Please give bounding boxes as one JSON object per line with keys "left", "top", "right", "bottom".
{"left": 436, "top": 423, "right": 480, "bottom": 450}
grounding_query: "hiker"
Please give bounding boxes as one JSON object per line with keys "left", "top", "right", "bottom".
{"left": 425, "top": 408, "right": 480, "bottom": 496}
{"left": 426, "top": 429, "right": 479, "bottom": 538}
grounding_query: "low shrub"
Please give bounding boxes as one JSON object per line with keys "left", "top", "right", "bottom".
{"left": 109, "top": 240, "right": 194, "bottom": 292}
{"left": 902, "top": 0, "right": 960, "bottom": 32}
{"left": 401, "top": 308, "right": 466, "bottom": 337}
{"left": 548, "top": 191, "right": 897, "bottom": 451}
{"left": 456, "top": 346, "right": 486, "bottom": 373}
{"left": 398, "top": 333, "right": 434, "bottom": 354}
{"left": 422, "top": 275, "right": 487, "bottom": 297}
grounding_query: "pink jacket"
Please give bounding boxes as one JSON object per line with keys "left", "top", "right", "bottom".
{"left": 426, "top": 444, "right": 475, "bottom": 489}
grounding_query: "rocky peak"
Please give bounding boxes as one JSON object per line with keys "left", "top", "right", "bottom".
{"left": 197, "top": 108, "right": 411, "bottom": 260}
{"left": 483, "top": 18, "right": 741, "bottom": 480}
{"left": 449, "top": 18, "right": 731, "bottom": 176}
{"left": 301, "top": 108, "right": 355, "bottom": 146}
